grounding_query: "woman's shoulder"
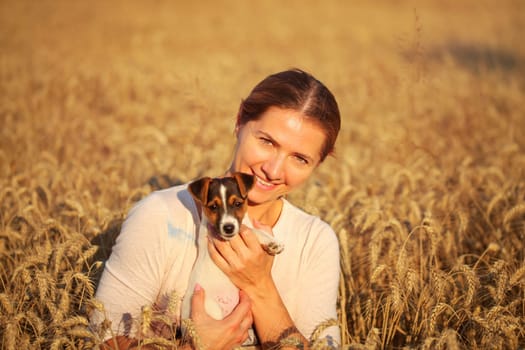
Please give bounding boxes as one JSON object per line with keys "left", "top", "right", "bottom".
{"left": 116, "top": 183, "right": 199, "bottom": 248}
{"left": 277, "top": 200, "right": 340, "bottom": 267}
{"left": 281, "top": 199, "right": 332, "bottom": 230}
{"left": 279, "top": 200, "right": 338, "bottom": 244}
{"left": 127, "top": 183, "right": 197, "bottom": 219}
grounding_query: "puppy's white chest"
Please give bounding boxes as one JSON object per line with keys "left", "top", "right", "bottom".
{"left": 181, "top": 219, "right": 239, "bottom": 320}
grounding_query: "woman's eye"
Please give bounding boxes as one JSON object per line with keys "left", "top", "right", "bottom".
{"left": 260, "top": 137, "right": 273, "bottom": 146}
{"left": 294, "top": 155, "right": 309, "bottom": 165}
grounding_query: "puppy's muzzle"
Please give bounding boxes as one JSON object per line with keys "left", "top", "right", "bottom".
{"left": 218, "top": 219, "right": 239, "bottom": 240}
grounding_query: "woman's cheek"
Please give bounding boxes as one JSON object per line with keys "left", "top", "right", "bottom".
{"left": 246, "top": 144, "right": 273, "bottom": 165}
{"left": 288, "top": 166, "right": 315, "bottom": 188}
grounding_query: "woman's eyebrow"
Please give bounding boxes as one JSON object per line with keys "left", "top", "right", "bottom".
{"left": 256, "top": 130, "right": 278, "bottom": 143}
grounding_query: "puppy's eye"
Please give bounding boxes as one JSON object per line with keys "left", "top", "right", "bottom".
{"left": 208, "top": 204, "right": 218, "bottom": 211}
{"left": 234, "top": 200, "right": 243, "bottom": 208}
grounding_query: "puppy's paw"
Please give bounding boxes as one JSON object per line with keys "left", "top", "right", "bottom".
{"left": 262, "top": 241, "right": 284, "bottom": 255}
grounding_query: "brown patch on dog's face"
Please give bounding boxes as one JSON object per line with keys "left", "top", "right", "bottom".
{"left": 232, "top": 172, "right": 255, "bottom": 199}
{"left": 202, "top": 195, "right": 222, "bottom": 235}
{"left": 188, "top": 177, "right": 211, "bottom": 204}
{"left": 227, "top": 192, "right": 248, "bottom": 225}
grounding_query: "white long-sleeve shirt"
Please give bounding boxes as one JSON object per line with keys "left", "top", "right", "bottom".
{"left": 91, "top": 184, "right": 340, "bottom": 345}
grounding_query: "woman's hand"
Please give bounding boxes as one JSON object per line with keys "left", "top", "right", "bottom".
{"left": 207, "top": 221, "right": 275, "bottom": 297}
{"left": 189, "top": 285, "right": 253, "bottom": 350}
{"left": 207, "top": 222, "right": 309, "bottom": 349}
{"left": 101, "top": 286, "right": 253, "bottom": 350}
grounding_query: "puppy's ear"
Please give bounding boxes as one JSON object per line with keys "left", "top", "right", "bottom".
{"left": 188, "top": 177, "right": 211, "bottom": 204}
{"left": 233, "top": 172, "right": 254, "bottom": 199}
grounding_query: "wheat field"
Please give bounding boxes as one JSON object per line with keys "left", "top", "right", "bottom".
{"left": 1, "top": 0, "right": 524, "bottom": 349}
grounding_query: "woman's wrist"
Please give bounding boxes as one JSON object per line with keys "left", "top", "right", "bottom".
{"left": 245, "top": 279, "right": 308, "bottom": 349}
{"left": 259, "top": 325, "right": 308, "bottom": 350}
{"left": 243, "top": 275, "right": 276, "bottom": 303}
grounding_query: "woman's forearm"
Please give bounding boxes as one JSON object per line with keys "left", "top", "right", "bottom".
{"left": 247, "top": 279, "right": 309, "bottom": 350}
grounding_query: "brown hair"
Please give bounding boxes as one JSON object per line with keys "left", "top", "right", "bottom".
{"left": 237, "top": 68, "right": 341, "bottom": 162}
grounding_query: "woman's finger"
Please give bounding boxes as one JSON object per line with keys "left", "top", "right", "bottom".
{"left": 190, "top": 284, "right": 208, "bottom": 321}
{"left": 226, "top": 290, "right": 252, "bottom": 325}
{"left": 207, "top": 237, "right": 231, "bottom": 271}
{"left": 238, "top": 224, "right": 277, "bottom": 265}
{"left": 239, "top": 224, "right": 266, "bottom": 251}
{"left": 228, "top": 232, "right": 250, "bottom": 256}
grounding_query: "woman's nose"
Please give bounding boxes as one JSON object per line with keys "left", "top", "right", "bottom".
{"left": 261, "top": 154, "right": 285, "bottom": 181}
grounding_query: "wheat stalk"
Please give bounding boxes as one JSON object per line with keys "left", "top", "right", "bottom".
{"left": 456, "top": 264, "right": 478, "bottom": 308}
{"left": 509, "top": 264, "right": 525, "bottom": 286}
{"left": 495, "top": 266, "right": 509, "bottom": 304}
{"left": 50, "top": 336, "right": 70, "bottom": 350}
{"left": 406, "top": 268, "right": 419, "bottom": 295}
{"left": 67, "top": 325, "right": 97, "bottom": 339}
{"left": 503, "top": 203, "right": 525, "bottom": 231}
{"left": 338, "top": 271, "right": 350, "bottom": 346}
{"left": 0, "top": 292, "right": 13, "bottom": 315}
{"left": 364, "top": 327, "right": 381, "bottom": 349}
{"left": 166, "top": 290, "right": 181, "bottom": 319}
{"left": 4, "top": 321, "right": 17, "bottom": 350}
{"left": 390, "top": 281, "right": 405, "bottom": 315}
{"left": 34, "top": 270, "right": 50, "bottom": 303}
{"left": 181, "top": 318, "right": 203, "bottom": 350}
{"left": 370, "top": 264, "right": 388, "bottom": 285}
{"left": 141, "top": 305, "right": 153, "bottom": 337}
{"left": 310, "top": 318, "right": 338, "bottom": 342}
{"left": 436, "top": 328, "right": 460, "bottom": 350}
{"left": 338, "top": 227, "right": 351, "bottom": 277}
{"left": 429, "top": 303, "right": 451, "bottom": 335}
{"left": 395, "top": 242, "right": 408, "bottom": 282}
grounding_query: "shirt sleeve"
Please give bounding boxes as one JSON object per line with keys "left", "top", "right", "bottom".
{"left": 90, "top": 191, "right": 180, "bottom": 339}
{"left": 295, "top": 219, "right": 341, "bottom": 345}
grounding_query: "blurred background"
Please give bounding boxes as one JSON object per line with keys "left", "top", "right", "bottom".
{"left": 1, "top": 0, "right": 524, "bottom": 183}
{"left": 1, "top": 0, "right": 524, "bottom": 348}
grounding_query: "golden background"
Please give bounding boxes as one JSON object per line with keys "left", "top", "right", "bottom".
{"left": 1, "top": 1, "right": 524, "bottom": 348}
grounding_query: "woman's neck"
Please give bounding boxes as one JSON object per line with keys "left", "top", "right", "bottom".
{"left": 247, "top": 198, "right": 283, "bottom": 228}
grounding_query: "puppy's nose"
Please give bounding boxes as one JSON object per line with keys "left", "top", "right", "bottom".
{"left": 223, "top": 223, "right": 235, "bottom": 234}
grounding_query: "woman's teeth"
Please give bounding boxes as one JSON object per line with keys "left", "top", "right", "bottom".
{"left": 256, "top": 176, "right": 274, "bottom": 187}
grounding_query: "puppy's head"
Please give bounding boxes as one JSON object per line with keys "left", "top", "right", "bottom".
{"left": 188, "top": 172, "right": 254, "bottom": 240}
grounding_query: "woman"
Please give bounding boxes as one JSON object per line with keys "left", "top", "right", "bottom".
{"left": 92, "top": 68, "right": 342, "bottom": 349}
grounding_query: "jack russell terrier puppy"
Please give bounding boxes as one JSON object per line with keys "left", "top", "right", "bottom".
{"left": 181, "top": 172, "right": 284, "bottom": 325}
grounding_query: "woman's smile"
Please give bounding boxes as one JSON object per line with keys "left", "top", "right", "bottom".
{"left": 253, "top": 174, "right": 278, "bottom": 190}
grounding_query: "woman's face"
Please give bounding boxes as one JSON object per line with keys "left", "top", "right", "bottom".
{"left": 230, "top": 106, "right": 326, "bottom": 205}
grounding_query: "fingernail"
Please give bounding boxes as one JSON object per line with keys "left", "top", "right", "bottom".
{"left": 194, "top": 283, "right": 202, "bottom": 292}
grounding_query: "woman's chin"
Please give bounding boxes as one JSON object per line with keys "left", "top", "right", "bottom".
{"left": 248, "top": 191, "right": 284, "bottom": 206}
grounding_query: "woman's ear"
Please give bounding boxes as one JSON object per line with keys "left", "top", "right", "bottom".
{"left": 234, "top": 101, "right": 244, "bottom": 136}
